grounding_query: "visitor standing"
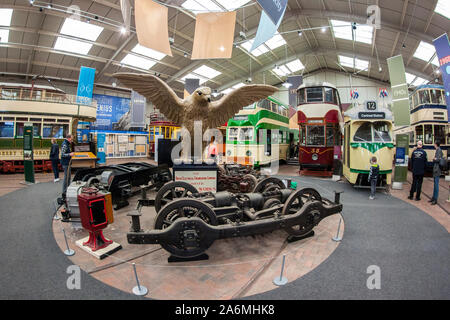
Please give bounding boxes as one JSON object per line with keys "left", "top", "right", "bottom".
{"left": 207, "top": 136, "right": 218, "bottom": 160}
{"left": 60, "top": 134, "right": 74, "bottom": 198}
{"left": 430, "top": 140, "right": 443, "bottom": 205}
{"left": 49, "top": 138, "right": 60, "bottom": 182}
{"left": 368, "top": 156, "right": 379, "bottom": 200}
{"left": 408, "top": 140, "right": 427, "bottom": 201}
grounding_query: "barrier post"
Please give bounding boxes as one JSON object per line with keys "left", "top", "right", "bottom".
{"left": 273, "top": 255, "right": 288, "bottom": 286}
{"left": 62, "top": 229, "right": 75, "bottom": 256}
{"left": 132, "top": 263, "right": 148, "bottom": 296}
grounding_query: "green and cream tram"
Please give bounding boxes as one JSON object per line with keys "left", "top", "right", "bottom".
{"left": 343, "top": 101, "right": 394, "bottom": 187}
{"left": 225, "top": 96, "right": 295, "bottom": 167}
{"left": 394, "top": 84, "right": 449, "bottom": 171}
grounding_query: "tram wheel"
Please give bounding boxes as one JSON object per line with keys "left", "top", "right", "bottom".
{"left": 253, "top": 177, "right": 286, "bottom": 193}
{"left": 242, "top": 174, "right": 258, "bottom": 192}
{"left": 154, "top": 199, "right": 218, "bottom": 258}
{"left": 281, "top": 188, "right": 322, "bottom": 237}
{"left": 154, "top": 181, "right": 198, "bottom": 212}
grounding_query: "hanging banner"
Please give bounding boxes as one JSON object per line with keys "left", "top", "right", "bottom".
{"left": 250, "top": 7, "right": 285, "bottom": 52}
{"left": 130, "top": 91, "right": 146, "bottom": 129}
{"left": 433, "top": 33, "right": 450, "bottom": 122}
{"left": 135, "top": 0, "right": 172, "bottom": 56}
{"left": 91, "top": 94, "right": 131, "bottom": 131}
{"left": 120, "top": 0, "right": 131, "bottom": 34}
{"left": 184, "top": 78, "right": 200, "bottom": 99}
{"left": 192, "top": 11, "right": 236, "bottom": 60}
{"left": 76, "top": 66, "right": 96, "bottom": 105}
{"left": 387, "top": 55, "right": 410, "bottom": 126}
{"left": 287, "top": 75, "right": 302, "bottom": 107}
{"left": 257, "top": 0, "right": 288, "bottom": 26}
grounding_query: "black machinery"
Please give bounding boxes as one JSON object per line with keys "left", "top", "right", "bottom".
{"left": 127, "top": 177, "right": 343, "bottom": 259}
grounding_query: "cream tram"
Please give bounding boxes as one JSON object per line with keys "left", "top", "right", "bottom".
{"left": 296, "top": 82, "right": 344, "bottom": 171}
{"left": 343, "top": 101, "right": 394, "bottom": 187}
{"left": 394, "top": 84, "right": 449, "bottom": 171}
{"left": 225, "top": 96, "right": 293, "bottom": 167}
{"left": 0, "top": 82, "right": 97, "bottom": 172}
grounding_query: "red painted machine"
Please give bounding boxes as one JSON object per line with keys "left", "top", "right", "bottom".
{"left": 77, "top": 187, "right": 114, "bottom": 251}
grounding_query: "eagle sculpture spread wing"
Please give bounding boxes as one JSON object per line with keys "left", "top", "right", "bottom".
{"left": 114, "top": 73, "right": 277, "bottom": 129}
{"left": 208, "top": 84, "right": 278, "bottom": 128}
{"left": 113, "top": 73, "right": 184, "bottom": 125}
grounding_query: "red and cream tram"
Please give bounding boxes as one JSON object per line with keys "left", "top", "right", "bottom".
{"left": 296, "top": 82, "right": 343, "bottom": 171}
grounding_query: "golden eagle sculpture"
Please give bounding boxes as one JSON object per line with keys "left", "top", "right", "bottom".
{"left": 113, "top": 73, "right": 278, "bottom": 159}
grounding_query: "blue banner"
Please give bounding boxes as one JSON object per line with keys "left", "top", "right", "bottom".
{"left": 257, "top": 0, "right": 288, "bottom": 26}
{"left": 91, "top": 94, "right": 132, "bottom": 131}
{"left": 433, "top": 33, "right": 450, "bottom": 122}
{"left": 76, "top": 66, "right": 96, "bottom": 105}
{"left": 250, "top": 7, "right": 285, "bottom": 52}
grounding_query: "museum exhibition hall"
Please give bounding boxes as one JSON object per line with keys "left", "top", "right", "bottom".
{"left": 0, "top": 0, "right": 449, "bottom": 306}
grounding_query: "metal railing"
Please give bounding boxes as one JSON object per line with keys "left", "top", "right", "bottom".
{"left": 0, "top": 88, "right": 96, "bottom": 107}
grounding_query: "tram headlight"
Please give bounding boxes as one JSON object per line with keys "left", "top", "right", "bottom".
{"left": 246, "top": 150, "right": 252, "bottom": 156}
{"left": 312, "top": 154, "right": 318, "bottom": 161}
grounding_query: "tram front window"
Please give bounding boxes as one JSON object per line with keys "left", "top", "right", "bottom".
{"left": 306, "top": 87, "right": 323, "bottom": 102}
{"left": 228, "top": 128, "right": 238, "bottom": 141}
{"left": 239, "top": 128, "right": 254, "bottom": 141}
{"left": 306, "top": 125, "right": 325, "bottom": 146}
{"left": 424, "top": 125, "right": 433, "bottom": 144}
{"left": 297, "top": 89, "right": 305, "bottom": 104}
{"left": 324, "top": 88, "right": 333, "bottom": 103}
{"left": 373, "top": 122, "right": 391, "bottom": 142}
{"left": 430, "top": 89, "right": 444, "bottom": 105}
{"left": 419, "top": 90, "right": 430, "bottom": 105}
{"left": 326, "top": 125, "right": 335, "bottom": 146}
{"left": 353, "top": 123, "right": 372, "bottom": 142}
{"left": 299, "top": 126, "right": 306, "bottom": 146}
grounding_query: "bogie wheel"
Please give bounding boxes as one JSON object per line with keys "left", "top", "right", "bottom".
{"left": 154, "top": 199, "right": 218, "bottom": 258}
{"left": 281, "top": 188, "right": 322, "bottom": 237}
{"left": 253, "top": 177, "right": 286, "bottom": 193}
{"left": 155, "top": 181, "right": 198, "bottom": 212}
{"left": 242, "top": 174, "right": 258, "bottom": 192}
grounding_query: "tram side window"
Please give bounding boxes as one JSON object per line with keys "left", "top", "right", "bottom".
{"left": 324, "top": 88, "right": 333, "bottom": 103}
{"left": 259, "top": 99, "right": 271, "bottom": 110}
{"left": 299, "top": 126, "right": 306, "bottom": 146}
{"left": 415, "top": 126, "right": 423, "bottom": 143}
{"left": 15, "top": 122, "right": 24, "bottom": 137}
{"left": 409, "top": 132, "right": 415, "bottom": 144}
{"left": 434, "top": 125, "right": 445, "bottom": 145}
{"left": 419, "top": 90, "right": 430, "bottom": 105}
{"left": 373, "top": 122, "right": 391, "bottom": 142}
{"left": 413, "top": 93, "right": 419, "bottom": 109}
{"left": 0, "top": 121, "right": 14, "bottom": 138}
{"left": 430, "top": 89, "right": 444, "bottom": 105}
{"left": 353, "top": 123, "right": 372, "bottom": 142}
{"left": 297, "top": 89, "right": 305, "bottom": 104}
{"left": 32, "top": 123, "right": 41, "bottom": 137}
{"left": 43, "top": 124, "right": 68, "bottom": 139}
{"left": 326, "top": 125, "right": 334, "bottom": 146}
{"left": 306, "top": 126, "right": 325, "bottom": 146}
{"left": 424, "top": 125, "right": 433, "bottom": 144}
{"left": 306, "top": 87, "right": 323, "bottom": 102}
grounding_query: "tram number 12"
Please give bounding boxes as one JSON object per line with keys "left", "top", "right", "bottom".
{"left": 366, "top": 101, "right": 377, "bottom": 111}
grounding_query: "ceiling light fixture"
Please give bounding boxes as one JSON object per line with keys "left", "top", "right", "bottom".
{"left": 298, "top": 31, "right": 302, "bottom": 36}
{"left": 321, "top": 27, "right": 327, "bottom": 33}
{"left": 120, "top": 27, "right": 126, "bottom": 34}
{"left": 282, "top": 82, "right": 292, "bottom": 88}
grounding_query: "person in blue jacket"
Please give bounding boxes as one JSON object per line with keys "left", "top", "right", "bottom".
{"left": 49, "top": 138, "right": 60, "bottom": 182}
{"left": 60, "top": 134, "right": 74, "bottom": 198}
{"left": 408, "top": 140, "right": 427, "bottom": 201}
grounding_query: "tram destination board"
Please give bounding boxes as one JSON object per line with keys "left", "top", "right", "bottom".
{"left": 358, "top": 112, "right": 385, "bottom": 119}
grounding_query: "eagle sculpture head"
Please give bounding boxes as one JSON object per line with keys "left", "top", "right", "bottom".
{"left": 192, "top": 87, "right": 212, "bottom": 104}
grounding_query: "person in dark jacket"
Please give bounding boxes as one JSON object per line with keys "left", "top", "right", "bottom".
{"left": 430, "top": 140, "right": 443, "bottom": 205}
{"left": 408, "top": 140, "right": 428, "bottom": 201}
{"left": 49, "top": 138, "right": 60, "bottom": 182}
{"left": 368, "top": 156, "right": 379, "bottom": 200}
{"left": 60, "top": 134, "right": 74, "bottom": 198}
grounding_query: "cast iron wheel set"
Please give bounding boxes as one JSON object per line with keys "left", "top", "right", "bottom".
{"left": 217, "top": 164, "right": 262, "bottom": 193}
{"left": 127, "top": 177, "right": 343, "bottom": 259}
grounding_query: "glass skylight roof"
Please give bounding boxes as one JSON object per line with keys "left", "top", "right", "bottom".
{"left": 241, "top": 33, "right": 286, "bottom": 56}
{"left": 191, "top": 65, "right": 222, "bottom": 79}
{"left": 54, "top": 37, "right": 93, "bottom": 55}
{"left": 273, "top": 65, "right": 291, "bottom": 77}
{"left": 405, "top": 72, "right": 428, "bottom": 87}
{"left": 339, "top": 55, "right": 369, "bottom": 71}
{"left": 285, "top": 59, "right": 305, "bottom": 72}
{"left": 131, "top": 44, "right": 166, "bottom": 60}
{"left": 181, "top": 0, "right": 221, "bottom": 14}
{"left": 59, "top": 18, "right": 103, "bottom": 41}
{"left": 216, "top": 0, "right": 252, "bottom": 10}
{"left": 330, "top": 20, "right": 373, "bottom": 44}
{"left": 435, "top": 0, "right": 450, "bottom": 19}
{"left": 0, "top": 30, "right": 8, "bottom": 43}
{"left": 121, "top": 54, "right": 157, "bottom": 70}
{"left": 413, "top": 41, "right": 439, "bottom": 66}
{"left": 0, "top": 9, "right": 13, "bottom": 26}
